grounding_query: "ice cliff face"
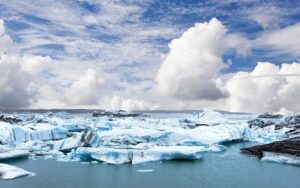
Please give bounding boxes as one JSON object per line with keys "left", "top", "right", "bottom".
{"left": 0, "top": 110, "right": 297, "bottom": 172}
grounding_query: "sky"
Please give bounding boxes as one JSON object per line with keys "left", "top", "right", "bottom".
{"left": 0, "top": 0, "right": 300, "bottom": 114}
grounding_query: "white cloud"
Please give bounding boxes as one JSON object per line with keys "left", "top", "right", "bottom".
{"left": 248, "top": 5, "right": 283, "bottom": 29}
{"left": 0, "top": 53, "right": 36, "bottom": 108}
{"left": 62, "top": 69, "right": 105, "bottom": 105}
{"left": 21, "top": 55, "right": 53, "bottom": 75}
{"left": 256, "top": 23, "right": 300, "bottom": 56}
{"left": 155, "top": 18, "right": 250, "bottom": 101}
{"left": 0, "top": 19, "right": 15, "bottom": 53}
{"left": 110, "top": 95, "right": 156, "bottom": 111}
{"left": 225, "top": 62, "right": 300, "bottom": 114}
{"left": 0, "top": 19, "right": 53, "bottom": 108}
{"left": 1, "top": 1, "right": 300, "bottom": 114}
{"left": 225, "top": 34, "right": 252, "bottom": 56}
{"left": 154, "top": 18, "right": 300, "bottom": 114}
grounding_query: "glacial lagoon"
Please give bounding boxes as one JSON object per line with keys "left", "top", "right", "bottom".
{"left": 1, "top": 142, "right": 300, "bottom": 188}
{"left": 0, "top": 111, "right": 300, "bottom": 187}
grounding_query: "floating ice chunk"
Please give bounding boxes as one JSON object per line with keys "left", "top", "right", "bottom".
{"left": 75, "top": 146, "right": 204, "bottom": 164}
{"left": 246, "top": 125, "right": 289, "bottom": 143}
{"left": 53, "top": 132, "right": 83, "bottom": 152}
{"left": 75, "top": 147, "right": 132, "bottom": 164}
{"left": 186, "top": 123, "right": 249, "bottom": 144}
{"left": 35, "top": 149, "right": 65, "bottom": 159}
{"left": 47, "top": 116, "right": 92, "bottom": 132}
{"left": 81, "top": 131, "right": 99, "bottom": 147}
{"left": 7, "top": 127, "right": 29, "bottom": 143}
{"left": 0, "top": 122, "right": 12, "bottom": 143}
{"left": 51, "top": 131, "right": 99, "bottom": 152}
{"left": 7, "top": 124, "right": 68, "bottom": 144}
{"left": 93, "top": 120, "right": 113, "bottom": 131}
{"left": 0, "top": 149, "right": 30, "bottom": 160}
{"left": 98, "top": 128, "right": 168, "bottom": 146}
{"left": 0, "top": 163, "right": 32, "bottom": 179}
{"left": 0, "top": 114, "right": 22, "bottom": 124}
{"left": 131, "top": 146, "right": 203, "bottom": 164}
{"left": 261, "top": 152, "right": 300, "bottom": 166}
{"left": 62, "top": 124, "right": 85, "bottom": 132}
{"left": 193, "top": 110, "right": 226, "bottom": 125}
{"left": 30, "top": 124, "right": 68, "bottom": 140}
{"left": 136, "top": 169, "right": 154, "bottom": 173}
{"left": 97, "top": 122, "right": 251, "bottom": 147}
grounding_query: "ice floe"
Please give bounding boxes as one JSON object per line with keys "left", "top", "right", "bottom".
{"left": 74, "top": 146, "right": 205, "bottom": 164}
{"left": 0, "top": 149, "right": 30, "bottom": 160}
{"left": 136, "top": 169, "right": 154, "bottom": 173}
{"left": 0, "top": 163, "right": 33, "bottom": 179}
{"left": 262, "top": 152, "right": 300, "bottom": 166}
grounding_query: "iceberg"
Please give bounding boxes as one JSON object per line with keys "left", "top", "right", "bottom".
{"left": 131, "top": 146, "right": 203, "bottom": 164}
{"left": 136, "top": 169, "right": 154, "bottom": 173}
{"left": 0, "top": 163, "right": 33, "bottom": 179}
{"left": 6, "top": 124, "right": 68, "bottom": 144}
{"left": 262, "top": 152, "right": 300, "bottom": 166}
{"left": 93, "top": 120, "right": 113, "bottom": 131}
{"left": 0, "top": 114, "right": 22, "bottom": 124}
{"left": 75, "top": 147, "right": 132, "bottom": 164}
{"left": 51, "top": 131, "right": 99, "bottom": 152}
{"left": 0, "top": 122, "right": 12, "bottom": 143}
{"left": 52, "top": 132, "right": 83, "bottom": 152}
{"left": 241, "top": 137, "right": 300, "bottom": 166}
{"left": 0, "top": 149, "right": 30, "bottom": 160}
{"left": 193, "top": 110, "right": 227, "bottom": 125}
{"left": 75, "top": 146, "right": 209, "bottom": 164}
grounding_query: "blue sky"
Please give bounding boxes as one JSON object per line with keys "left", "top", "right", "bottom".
{"left": 0, "top": 0, "right": 300, "bottom": 113}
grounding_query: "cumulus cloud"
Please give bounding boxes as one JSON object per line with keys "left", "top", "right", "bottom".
{"left": 155, "top": 18, "right": 250, "bottom": 101}
{"left": 21, "top": 55, "right": 53, "bottom": 75}
{"left": 110, "top": 95, "right": 148, "bottom": 111}
{"left": 62, "top": 69, "right": 105, "bottom": 105}
{"left": 0, "top": 19, "right": 52, "bottom": 108}
{"left": 156, "top": 18, "right": 227, "bottom": 100}
{"left": 155, "top": 18, "right": 300, "bottom": 114}
{"left": 256, "top": 23, "right": 300, "bottom": 56}
{"left": 0, "top": 54, "right": 36, "bottom": 108}
{"left": 225, "top": 62, "right": 300, "bottom": 114}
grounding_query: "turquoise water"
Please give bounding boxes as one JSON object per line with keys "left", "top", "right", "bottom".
{"left": 1, "top": 142, "right": 300, "bottom": 188}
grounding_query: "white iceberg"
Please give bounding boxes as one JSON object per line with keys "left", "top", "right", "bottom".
{"left": 75, "top": 146, "right": 207, "bottom": 164}
{"left": 136, "top": 169, "right": 154, "bottom": 173}
{"left": 0, "top": 149, "right": 30, "bottom": 160}
{"left": 261, "top": 152, "right": 300, "bottom": 166}
{"left": 93, "top": 120, "right": 113, "bottom": 131}
{"left": 131, "top": 146, "right": 203, "bottom": 164}
{"left": 193, "top": 110, "right": 227, "bottom": 125}
{"left": 0, "top": 122, "right": 13, "bottom": 143}
{"left": 0, "top": 163, "right": 33, "bottom": 179}
{"left": 6, "top": 124, "right": 68, "bottom": 144}
{"left": 52, "top": 132, "right": 83, "bottom": 151}
{"left": 75, "top": 147, "right": 132, "bottom": 164}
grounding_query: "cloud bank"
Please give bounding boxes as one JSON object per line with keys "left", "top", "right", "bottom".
{"left": 155, "top": 18, "right": 300, "bottom": 114}
{"left": 1, "top": 12, "right": 300, "bottom": 114}
{"left": 225, "top": 62, "right": 300, "bottom": 113}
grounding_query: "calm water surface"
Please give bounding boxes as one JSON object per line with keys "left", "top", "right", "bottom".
{"left": 1, "top": 142, "right": 300, "bottom": 188}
